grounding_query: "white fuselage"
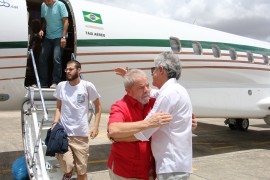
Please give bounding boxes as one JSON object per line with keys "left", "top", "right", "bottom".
{"left": 1, "top": 0, "right": 270, "bottom": 119}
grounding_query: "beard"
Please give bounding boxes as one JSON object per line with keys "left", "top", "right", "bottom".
{"left": 66, "top": 73, "right": 79, "bottom": 81}
{"left": 140, "top": 93, "right": 150, "bottom": 105}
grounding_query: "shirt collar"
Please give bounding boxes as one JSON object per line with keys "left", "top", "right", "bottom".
{"left": 159, "top": 78, "right": 177, "bottom": 93}
{"left": 125, "top": 94, "right": 142, "bottom": 108}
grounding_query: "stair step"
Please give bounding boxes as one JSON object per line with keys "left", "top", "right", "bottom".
{"left": 26, "top": 87, "right": 56, "bottom": 101}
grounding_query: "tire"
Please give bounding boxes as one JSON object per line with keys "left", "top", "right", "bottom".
{"left": 229, "top": 124, "right": 237, "bottom": 130}
{"left": 236, "top": 119, "right": 249, "bottom": 131}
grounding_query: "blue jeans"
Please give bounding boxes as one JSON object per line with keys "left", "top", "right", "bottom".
{"left": 39, "top": 37, "right": 63, "bottom": 86}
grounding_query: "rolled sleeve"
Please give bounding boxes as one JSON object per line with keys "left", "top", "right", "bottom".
{"left": 134, "top": 132, "right": 149, "bottom": 141}
{"left": 134, "top": 127, "right": 158, "bottom": 141}
{"left": 134, "top": 94, "right": 170, "bottom": 141}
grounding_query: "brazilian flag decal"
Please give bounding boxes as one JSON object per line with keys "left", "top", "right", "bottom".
{"left": 83, "top": 11, "right": 103, "bottom": 24}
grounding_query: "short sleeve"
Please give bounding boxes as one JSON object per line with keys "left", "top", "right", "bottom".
{"left": 108, "top": 103, "right": 126, "bottom": 125}
{"left": 86, "top": 81, "right": 101, "bottom": 102}
{"left": 60, "top": 2, "right": 68, "bottom": 18}
{"left": 53, "top": 82, "right": 63, "bottom": 100}
{"left": 41, "top": 3, "right": 45, "bottom": 18}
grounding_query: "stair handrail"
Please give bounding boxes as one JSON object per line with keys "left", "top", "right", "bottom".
{"left": 29, "top": 49, "right": 49, "bottom": 167}
{"left": 29, "top": 49, "right": 48, "bottom": 121}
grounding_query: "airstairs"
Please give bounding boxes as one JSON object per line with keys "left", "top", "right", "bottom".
{"left": 22, "top": 87, "right": 63, "bottom": 179}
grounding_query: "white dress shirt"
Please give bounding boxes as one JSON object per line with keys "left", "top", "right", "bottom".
{"left": 134, "top": 78, "right": 193, "bottom": 174}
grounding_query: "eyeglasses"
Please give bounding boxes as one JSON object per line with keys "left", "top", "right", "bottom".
{"left": 65, "top": 68, "right": 75, "bottom": 72}
{"left": 150, "top": 67, "right": 156, "bottom": 74}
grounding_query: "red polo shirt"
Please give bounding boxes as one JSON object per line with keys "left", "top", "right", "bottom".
{"left": 107, "top": 95, "right": 156, "bottom": 179}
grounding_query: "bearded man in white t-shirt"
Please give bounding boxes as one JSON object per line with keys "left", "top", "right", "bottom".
{"left": 52, "top": 60, "right": 102, "bottom": 180}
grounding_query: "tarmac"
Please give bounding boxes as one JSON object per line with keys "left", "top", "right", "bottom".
{"left": 1, "top": 111, "right": 270, "bottom": 180}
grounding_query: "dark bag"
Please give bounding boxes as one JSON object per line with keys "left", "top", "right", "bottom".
{"left": 45, "top": 123, "right": 68, "bottom": 156}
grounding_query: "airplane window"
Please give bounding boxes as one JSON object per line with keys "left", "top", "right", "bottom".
{"left": 229, "top": 48, "right": 237, "bottom": 60}
{"left": 247, "top": 51, "right": 254, "bottom": 63}
{"left": 263, "top": 55, "right": 269, "bottom": 65}
{"left": 169, "top": 37, "right": 181, "bottom": 53}
{"left": 192, "top": 41, "right": 202, "bottom": 55}
{"left": 212, "top": 44, "right": 221, "bottom": 58}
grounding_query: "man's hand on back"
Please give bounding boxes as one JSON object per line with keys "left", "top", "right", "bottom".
{"left": 144, "top": 112, "right": 172, "bottom": 128}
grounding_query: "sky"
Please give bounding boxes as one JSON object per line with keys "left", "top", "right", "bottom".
{"left": 91, "top": 0, "right": 270, "bottom": 43}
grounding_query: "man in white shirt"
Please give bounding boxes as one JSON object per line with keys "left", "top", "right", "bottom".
{"left": 134, "top": 51, "right": 193, "bottom": 180}
{"left": 53, "top": 60, "right": 102, "bottom": 180}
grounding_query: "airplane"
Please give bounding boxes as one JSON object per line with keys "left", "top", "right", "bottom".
{"left": 1, "top": 0, "right": 270, "bottom": 179}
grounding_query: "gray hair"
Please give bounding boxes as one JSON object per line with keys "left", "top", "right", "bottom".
{"left": 154, "top": 51, "right": 182, "bottom": 80}
{"left": 123, "top": 69, "right": 147, "bottom": 89}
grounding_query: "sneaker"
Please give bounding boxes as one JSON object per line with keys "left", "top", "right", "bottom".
{"left": 32, "top": 84, "right": 37, "bottom": 88}
{"left": 50, "top": 84, "right": 57, "bottom": 89}
{"left": 62, "top": 173, "right": 72, "bottom": 180}
{"left": 62, "top": 176, "right": 71, "bottom": 180}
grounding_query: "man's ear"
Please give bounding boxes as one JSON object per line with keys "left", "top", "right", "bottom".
{"left": 160, "top": 66, "right": 166, "bottom": 74}
{"left": 125, "top": 88, "right": 130, "bottom": 94}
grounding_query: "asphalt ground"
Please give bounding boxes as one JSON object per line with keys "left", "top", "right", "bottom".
{"left": 1, "top": 111, "right": 270, "bottom": 179}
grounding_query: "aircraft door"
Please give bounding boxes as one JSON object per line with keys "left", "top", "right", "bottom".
{"left": 24, "top": 0, "right": 76, "bottom": 86}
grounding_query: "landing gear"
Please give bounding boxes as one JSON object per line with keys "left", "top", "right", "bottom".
{"left": 237, "top": 119, "right": 249, "bottom": 131}
{"left": 263, "top": 115, "right": 270, "bottom": 125}
{"left": 229, "top": 123, "right": 237, "bottom": 130}
{"left": 224, "top": 118, "right": 249, "bottom": 131}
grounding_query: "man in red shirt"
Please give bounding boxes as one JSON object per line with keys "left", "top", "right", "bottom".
{"left": 107, "top": 69, "right": 172, "bottom": 180}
